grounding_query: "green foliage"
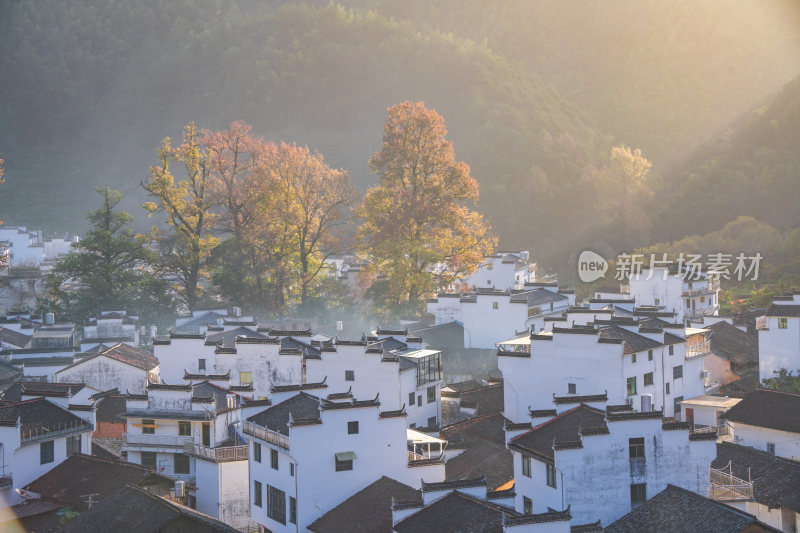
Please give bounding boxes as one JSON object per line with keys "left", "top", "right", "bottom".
{"left": 762, "top": 368, "right": 800, "bottom": 394}
{"left": 45, "top": 187, "right": 176, "bottom": 325}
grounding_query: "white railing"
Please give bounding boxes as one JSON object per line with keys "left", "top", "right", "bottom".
{"left": 709, "top": 462, "right": 753, "bottom": 500}
{"left": 184, "top": 442, "right": 248, "bottom": 462}
{"left": 687, "top": 341, "right": 711, "bottom": 359}
{"left": 243, "top": 421, "right": 289, "bottom": 449}
{"left": 123, "top": 433, "right": 193, "bottom": 448}
{"left": 21, "top": 421, "right": 93, "bottom": 445}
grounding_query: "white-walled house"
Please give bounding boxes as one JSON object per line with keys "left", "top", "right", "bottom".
{"left": 627, "top": 266, "right": 720, "bottom": 322}
{"left": 81, "top": 310, "right": 139, "bottom": 350}
{"left": 0, "top": 226, "right": 44, "bottom": 266}
{"left": 498, "top": 321, "right": 708, "bottom": 423}
{"left": 721, "top": 388, "right": 800, "bottom": 461}
{"left": 0, "top": 396, "right": 95, "bottom": 507}
{"left": 56, "top": 343, "right": 159, "bottom": 394}
{"left": 121, "top": 379, "right": 255, "bottom": 530}
{"left": 244, "top": 392, "right": 445, "bottom": 532}
{"left": 507, "top": 404, "right": 717, "bottom": 526}
{"left": 757, "top": 292, "right": 800, "bottom": 382}
{"left": 460, "top": 251, "right": 536, "bottom": 291}
{"left": 427, "top": 284, "right": 574, "bottom": 349}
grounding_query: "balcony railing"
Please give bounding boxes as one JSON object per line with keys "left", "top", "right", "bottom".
{"left": 243, "top": 421, "right": 289, "bottom": 449}
{"left": 709, "top": 462, "right": 753, "bottom": 500}
{"left": 682, "top": 280, "right": 721, "bottom": 297}
{"left": 756, "top": 316, "right": 767, "bottom": 330}
{"left": 21, "top": 421, "right": 93, "bottom": 446}
{"left": 0, "top": 473, "right": 12, "bottom": 488}
{"left": 123, "top": 433, "right": 193, "bottom": 448}
{"left": 686, "top": 341, "right": 711, "bottom": 359}
{"left": 184, "top": 442, "right": 248, "bottom": 463}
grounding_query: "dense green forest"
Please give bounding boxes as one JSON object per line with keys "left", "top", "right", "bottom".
{"left": 1, "top": 0, "right": 798, "bottom": 275}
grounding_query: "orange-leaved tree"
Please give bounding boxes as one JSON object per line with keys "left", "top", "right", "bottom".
{"left": 357, "top": 102, "right": 496, "bottom": 315}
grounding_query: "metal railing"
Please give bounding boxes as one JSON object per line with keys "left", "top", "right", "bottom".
{"left": 243, "top": 421, "right": 289, "bottom": 449}
{"left": 709, "top": 462, "right": 753, "bottom": 500}
{"left": 682, "top": 280, "right": 720, "bottom": 297}
{"left": 0, "top": 473, "right": 12, "bottom": 488}
{"left": 21, "top": 421, "right": 93, "bottom": 446}
{"left": 123, "top": 433, "right": 193, "bottom": 448}
{"left": 184, "top": 442, "right": 248, "bottom": 462}
{"left": 686, "top": 341, "right": 711, "bottom": 359}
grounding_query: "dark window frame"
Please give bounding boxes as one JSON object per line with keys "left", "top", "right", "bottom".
{"left": 174, "top": 453, "right": 190, "bottom": 474}
{"left": 271, "top": 448, "right": 279, "bottom": 470}
{"left": 629, "top": 437, "right": 645, "bottom": 458}
{"left": 253, "top": 442, "right": 261, "bottom": 463}
{"left": 347, "top": 421, "right": 359, "bottom": 435}
{"left": 522, "top": 456, "right": 531, "bottom": 477}
{"left": 546, "top": 463, "right": 557, "bottom": 488}
{"left": 40, "top": 440, "right": 55, "bottom": 464}
{"left": 178, "top": 421, "right": 191, "bottom": 436}
{"left": 267, "top": 485, "right": 286, "bottom": 524}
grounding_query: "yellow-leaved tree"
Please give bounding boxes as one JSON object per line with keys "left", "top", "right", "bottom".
{"left": 357, "top": 102, "right": 496, "bottom": 316}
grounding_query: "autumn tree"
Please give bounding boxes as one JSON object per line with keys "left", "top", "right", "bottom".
{"left": 357, "top": 102, "right": 496, "bottom": 315}
{"left": 142, "top": 123, "right": 219, "bottom": 312}
{"left": 46, "top": 187, "right": 174, "bottom": 323}
{"left": 273, "top": 142, "right": 355, "bottom": 308}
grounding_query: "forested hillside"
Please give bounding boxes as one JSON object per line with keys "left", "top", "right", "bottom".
{"left": 1, "top": 0, "right": 798, "bottom": 273}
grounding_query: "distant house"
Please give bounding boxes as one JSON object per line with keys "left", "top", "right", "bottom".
{"left": 82, "top": 310, "right": 139, "bottom": 350}
{"left": 459, "top": 250, "right": 536, "bottom": 291}
{"left": 56, "top": 342, "right": 159, "bottom": 394}
{"left": 704, "top": 320, "right": 759, "bottom": 393}
{"left": 605, "top": 484, "right": 779, "bottom": 533}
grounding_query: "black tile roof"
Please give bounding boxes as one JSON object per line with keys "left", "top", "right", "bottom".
{"left": 1, "top": 382, "right": 86, "bottom": 401}
{"left": 204, "top": 326, "right": 265, "bottom": 348}
{"left": 605, "top": 484, "right": 776, "bottom": 533}
{"left": 307, "top": 476, "right": 420, "bottom": 533}
{"left": 280, "top": 337, "right": 321, "bottom": 359}
{"left": 58, "top": 484, "right": 239, "bottom": 533}
{"left": 765, "top": 304, "right": 800, "bottom": 317}
{"left": 553, "top": 393, "right": 608, "bottom": 405}
{"left": 24, "top": 454, "right": 173, "bottom": 510}
{"left": 0, "top": 397, "right": 91, "bottom": 434}
{"left": 247, "top": 392, "right": 321, "bottom": 436}
{"left": 722, "top": 388, "right": 800, "bottom": 434}
{"left": 58, "top": 343, "right": 159, "bottom": 373}
{"left": 713, "top": 442, "right": 800, "bottom": 513}
{"left": 707, "top": 321, "right": 758, "bottom": 365}
{"left": 598, "top": 325, "right": 662, "bottom": 354}
{"left": 509, "top": 288, "right": 568, "bottom": 307}
{"left": 393, "top": 490, "right": 520, "bottom": 533}
{"left": 509, "top": 405, "right": 607, "bottom": 461}
{"left": 0, "top": 326, "right": 31, "bottom": 348}
{"left": 444, "top": 439, "right": 513, "bottom": 491}
{"left": 272, "top": 377, "right": 328, "bottom": 393}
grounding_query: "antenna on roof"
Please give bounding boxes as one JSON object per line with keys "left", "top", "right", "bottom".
{"left": 81, "top": 493, "right": 100, "bottom": 509}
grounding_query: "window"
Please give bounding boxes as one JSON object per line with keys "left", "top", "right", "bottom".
{"left": 198, "top": 358, "right": 206, "bottom": 371}
{"left": 335, "top": 452, "right": 354, "bottom": 472}
{"left": 644, "top": 372, "right": 654, "bottom": 386}
{"left": 409, "top": 392, "right": 415, "bottom": 406}
{"left": 40, "top": 440, "right": 54, "bottom": 464}
{"left": 254, "top": 443, "right": 262, "bottom": 463}
{"left": 546, "top": 463, "right": 557, "bottom": 488}
{"left": 568, "top": 383, "right": 576, "bottom": 395}
{"left": 487, "top": 279, "right": 492, "bottom": 285}
{"left": 239, "top": 371, "right": 253, "bottom": 384}
{"left": 141, "top": 451, "right": 157, "bottom": 470}
{"left": 289, "top": 496, "right": 297, "bottom": 524}
{"left": 417, "top": 395, "right": 422, "bottom": 407}
{"left": 290, "top": 463, "right": 295, "bottom": 477}
{"left": 178, "top": 421, "right": 191, "bottom": 436}
{"left": 654, "top": 298, "right": 660, "bottom": 306}
{"left": 345, "top": 370, "right": 355, "bottom": 381}
{"left": 669, "top": 345, "right": 674, "bottom": 356}
{"left": 347, "top": 421, "right": 359, "bottom": 435}
{"left": 253, "top": 480, "right": 262, "bottom": 507}
{"left": 267, "top": 485, "right": 286, "bottom": 524}
{"left": 674, "top": 396, "right": 683, "bottom": 417}
{"left": 629, "top": 437, "right": 645, "bottom": 458}
{"left": 779, "top": 317, "right": 788, "bottom": 329}
{"left": 648, "top": 350, "right": 653, "bottom": 361}
{"left": 767, "top": 442, "right": 776, "bottom": 455}
{"left": 427, "top": 386, "right": 436, "bottom": 403}
{"left": 523, "top": 496, "right": 532, "bottom": 514}
{"left": 630, "top": 483, "right": 646, "bottom": 507}
{"left": 626, "top": 377, "right": 637, "bottom": 396}
{"left": 174, "top": 453, "right": 190, "bottom": 474}
{"left": 142, "top": 419, "right": 155, "bottom": 435}
{"left": 487, "top": 263, "right": 493, "bottom": 270}
{"left": 665, "top": 382, "right": 670, "bottom": 395}
{"left": 673, "top": 365, "right": 683, "bottom": 379}
{"left": 271, "top": 449, "right": 279, "bottom": 470}
{"left": 700, "top": 296, "right": 705, "bottom": 303}
{"left": 66, "top": 434, "right": 81, "bottom": 457}
{"left": 492, "top": 302, "right": 499, "bottom": 310}
{"left": 632, "top": 353, "right": 637, "bottom": 364}
{"left": 428, "top": 416, "right": 437, "bottom": 428}
{"left": 686, "top": 299, "right": 691, "bottom": 309}
{"left": 416, "top": 351, "right": 442, "bottom": 386}
{"left": 522, "top": 456, "right": 531, "bottom": 477}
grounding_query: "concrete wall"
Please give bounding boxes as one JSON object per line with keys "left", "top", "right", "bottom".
{"left": 57, "top": 356, "right": 147, "bottom": 393}
{"left": 731, "top": 422, "right": 800, "bottom": 461}
{"left": 195, "top": 458, "right": 254, "bottom": 531}
{"left": 759, "top": 315, "right": 800, "bottom": 382}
